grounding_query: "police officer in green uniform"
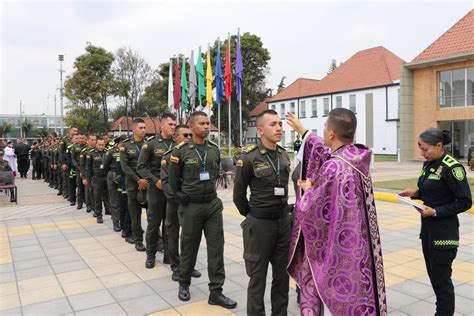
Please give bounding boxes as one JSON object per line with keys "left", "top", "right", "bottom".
{"left": 54, "top": 140, "right": 62, "bottom": 194}
{"left": 72, "top": 134, "right": 86, "bottom": 209}
{"left": 115, "top": 136, "right": 133, "bottom": 239}
{"left": 86, "top": 138, "right": 111, "bottom": 224}
{"left": 232, "top": 145, "right": 242, "bottom": 165}
{"left": 58, "top": 127, "right": 78, "bottom": 200}
{"left": 400, "top": 128, "right": 472, "bottom": 316}
{"left": 67, "top": 134, "right": 80, "bottom": 206}
{"left": 0, "top": 149, "right": 15, "bottom": 202}
{"left": 42, "top": 140, "right": 50, "bottom": 183}
{"left": 31, "top": 141, "right": 42, "bottom": 180}
{"left": 103, "top": 135, "right": 122, "bottom": 232}
{"left": 81, "top": 135, "right": 97, "bottom": 214}
{"left": 120, "top": 118, "right": 148, "bottom": 251}
{"left": 137, "top": 113, "right": 177, "bottom": 268}
{"left": 233, "top": 109, "right": 291, "bottom": 316}
{"left": 168, "top": 111, "right": 236, "bottom": 308}
{"left": 161, "top": 124, "right": 201, "bottom": 281}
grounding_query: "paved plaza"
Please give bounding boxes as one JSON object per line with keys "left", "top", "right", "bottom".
{"left": 0, "top": 163, "right": 473, "bottom": 316}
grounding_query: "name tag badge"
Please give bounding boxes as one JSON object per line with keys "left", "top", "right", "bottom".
{"left": 199, "top": 172, "right": 210, "bottom": 181}
{"left": 274, "top": 186, "right": 285, "bottom": 196}
{"left": 100, "top": 164, "right": 104, "bottom": 169}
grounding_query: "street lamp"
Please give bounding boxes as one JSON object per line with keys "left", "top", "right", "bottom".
{"left": 58, "top": 54, "right": 64, "bottom": 136}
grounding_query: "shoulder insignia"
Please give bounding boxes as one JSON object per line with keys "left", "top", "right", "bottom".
{"left": 161, "top": 159, "right": 167, "bottom": 166}
{"left": 170, "top": 155, "right": 180, "bottom": 164}
{"left": 90, "top": 149, "right": 96, "bottom": 153}
{"left": 123, "top": 138, "right": 130, "bottom": 143}
{"left": 277, "top": 144, "right": 286, "bottom": 151}
{"left": 142, "top": 144, "right": 148, "bottom": 150}
{"left": 175, "top": 141, "right": 187, "bottom": 149}
{"left": 236, "top": 159, "right": 244, "bottom": 167}
{"left": 244, "top": 145, "right": 257, "bottom": 153}
{"left": 119, "top": 147, "right": 125, "bottom": 152}
{"left": 164, "top": 148, "right": 173, "bottom": 155}
{"left": 442, "top": 154, "right": 459, "bottom": 168}
{"left": 452, "top": 166, "right": 465, "bottom": 181}
{"left": 79, "top": 155, "right": 83, "bottom": 158}
{"left": 86, "top": 155, "right": 91, "bottom": 159}
{"left": 208, "top": 140, "right": 219, "bottom": 148}
{"left": 147, "top": 136, "right": 156, "bottom": 141}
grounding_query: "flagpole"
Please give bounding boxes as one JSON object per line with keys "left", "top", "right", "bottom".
{"left": 238, "top": 28, "right": 243, "bottom": 146}
{"left": 217, "top": 38, "right": 221, "bottom": 150}
{"left": 227, "top": 33, "right": 232, "bottom": 156}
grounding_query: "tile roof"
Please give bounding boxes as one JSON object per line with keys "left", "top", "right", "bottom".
{"left": 249, "top": 100, "right": 268, "bottom": 117}
{"left": 413, "top": 10, "right": 474, "bottom": 62}
{"left": 269, "top": 46, "right": 404, "bottom": 102}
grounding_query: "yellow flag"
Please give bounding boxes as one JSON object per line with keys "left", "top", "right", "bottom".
{"left": 206, "top": 47, "right": 213, "bottom": 106}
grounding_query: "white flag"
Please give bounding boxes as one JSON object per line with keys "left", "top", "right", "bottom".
{"left": 168, "top": 59, "right": 174, "bottom": 113}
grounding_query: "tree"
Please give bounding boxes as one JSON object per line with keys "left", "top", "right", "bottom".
{"left": 328, "top": 58, "right": 338, "bottom": 74}
{"left": 37, "top": 127, "right": 50, "bottom": 139}
{"left": 113, "top": 47, "right": 154, "bottom": 119}
{"left": 209, "top": 33, "right": 271, "bottom": 146}
{"left": 0, "top": 122, "right": 13, "bottom": 140}
{"left": 277, "top": 76, "right": 286, "bottom": 92}
{"left": 21, "top": 119, "right": 34, "bottom": 138}
{"left": 64, "top": 43, "right": 118, "bottom": 132}
{"left": 64, "top": 106, "right": 103, "bottom": 134}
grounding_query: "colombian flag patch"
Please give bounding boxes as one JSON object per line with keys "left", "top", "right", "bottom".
{"left": 170, "top": 155, "right": 179, "bottom": 164}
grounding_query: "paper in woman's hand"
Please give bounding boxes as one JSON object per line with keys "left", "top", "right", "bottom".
{"left": 396, "top": 195, "right": 425, "bottom": 211}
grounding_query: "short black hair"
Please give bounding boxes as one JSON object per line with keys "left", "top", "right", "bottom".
{"left": 188, "top": 111, "right": 208, "bottom": 124}
{"left": 161, "top": 113, "right": 177, "bottom": 121}
{"left": 256, "top": 109, "right": 279, "bottom": 127}
{"left": 327, "top": 108, "right": 357, "bottom": 142}
{"left": 175, "top": 124, "right": 189, "bottom": 134}
{"left": 132, "top": 118, "right": 145, "bottom": 126}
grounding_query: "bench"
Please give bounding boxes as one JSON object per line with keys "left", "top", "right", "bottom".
{"left": 0, "top": 171, "right": 17, "bottom": 204}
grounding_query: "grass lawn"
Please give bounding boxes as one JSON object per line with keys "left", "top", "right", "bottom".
{"left": 374, "top": 177, "right": 474, "bottom": 196}
{"left": 374, "top": 155, "right": 397, "bottom": 162}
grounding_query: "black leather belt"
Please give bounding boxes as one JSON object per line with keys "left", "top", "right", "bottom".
{"left": 248, "top": 205, "right": 288, "bottom": 219}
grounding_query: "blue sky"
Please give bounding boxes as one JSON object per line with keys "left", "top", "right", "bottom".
{"left": 1, "top": 0, "right": 472, "bottom": 115}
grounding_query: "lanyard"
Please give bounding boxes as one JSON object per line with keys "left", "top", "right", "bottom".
{"left": 266, "top": 152, "right": 280, "bottom": 184}
{"left": 98, "top": 151, "right": 105, "bottom": 164}
{"left": 194, "top": 148, "right": 208, "bottom": 171}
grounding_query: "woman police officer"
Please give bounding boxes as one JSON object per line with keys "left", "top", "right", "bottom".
{"left": 400, "top": 128, "right": 472, "bottom": 316}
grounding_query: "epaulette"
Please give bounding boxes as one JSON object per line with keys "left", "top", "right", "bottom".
{"left": 164, "top": 148, "right": 173, "bottom": 155}
{"left": 123, "top": 138, "right": 130, "bottom": 143}
{"left": 441, "top": 154, "right": 460, "bottom": 168}
{"left": 175, "top": 141, "right": 187, "bottom": 150}
{"left": 208, "top": 140, "right": 219, "bottom": 148}
{"left": 277, "top": 144, "right": 286, "bottom": 151}
{"left": 244, "top": 145, "right": 257, "bottom": 153}
{"left": 147, "top": 135, "right": 156, "bottom": 141}
{"left": 89, "top": 149, "right": 96, "bottom": 153}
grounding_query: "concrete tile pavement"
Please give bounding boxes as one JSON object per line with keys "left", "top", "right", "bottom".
{"left": 0, "top": 175, "right": 473, "bottom": 315}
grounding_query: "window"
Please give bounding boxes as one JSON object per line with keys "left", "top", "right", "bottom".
{"left": 311, "top": 99, "right": 317, "bottom": 117}
{"left": 312, "top": 129, "right": 317, "bottom": 135}
{"left": 247, "top": 119, "right": 256, "bottom": 127}
{"left": 271, "top": 104, "right": 276, "bottom": 110}
{"left": 291, "top": 131, "right": 295, "bottom": 143}
{"left": 439, "top": 67, "right": 474, "bottom": 107}
{"left": 349, "top": 94, "right": 356, "bottom": 113}
{"left": 300, "top": 100, "right": 306, "bottom": 118}
{"left": 336, "top": 96, "right": 342, "bottom": 108}
{"left": 323, "top": 98, "right": 330, "bottom": 116}
{"left": 290, "top": 102, "right": 295, "bottom": 114}
{"left": 280, "top": 103, "right": 285, "bottom": 118}
{"left": 281, "top": 131, "right": 286, "bottom": 146}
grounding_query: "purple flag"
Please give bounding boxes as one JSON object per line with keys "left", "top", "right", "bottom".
{"left": 235, "top": 33, "right": 243, "bottom": 99}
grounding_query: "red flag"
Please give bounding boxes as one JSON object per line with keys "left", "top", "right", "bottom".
{"left": 173, "top": 58, "right": 181, "bottom": 110}
{"left": 224, "top": 37, "right": 232, "bottom": 103}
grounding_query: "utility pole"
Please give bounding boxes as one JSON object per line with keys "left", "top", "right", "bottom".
{"left": 58, "top": 54, "right": 65, "bottom": 136}
{"left": 19, "top": 100, "right": 23, "bottom": 138}
{"left": 54, "top": 94, "right": 58, "bottom": 134}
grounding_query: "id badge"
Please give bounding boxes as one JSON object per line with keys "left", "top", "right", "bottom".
{"left": 199, "top": 171, "right": 210, "bottom": 181}
{"left": 99, "top": 164, "right": 104, "bottom": 169}
{"left": 274, "top": 186, "right": 285, "bottom": 196}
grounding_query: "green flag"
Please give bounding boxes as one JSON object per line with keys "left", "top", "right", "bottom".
{"left": 196, "top": 47, "right": 205, "bottom": 104}
{"left": 181, "top": 57, "right": 188, "bottom": 111}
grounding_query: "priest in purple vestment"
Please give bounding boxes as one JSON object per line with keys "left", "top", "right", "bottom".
{"left": 286, "top": 109, "right": 387, "bottom": 316}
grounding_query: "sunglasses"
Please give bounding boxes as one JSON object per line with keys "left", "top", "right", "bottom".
{"left": 183, "top": 133, "right": 192, "bottom": 138}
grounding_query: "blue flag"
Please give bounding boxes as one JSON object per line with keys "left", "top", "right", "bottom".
{"left": 215, "top": 40, "right": 224, "bottom": 102}
{"left": 236, "top": 33, "right": 243, "bottom": 99}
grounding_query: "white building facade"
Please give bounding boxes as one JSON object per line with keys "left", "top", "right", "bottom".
{"left": 267, "top": 83, "right": 400, "bottom": 155}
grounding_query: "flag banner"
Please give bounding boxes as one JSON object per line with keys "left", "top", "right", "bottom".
{"left": 215, "top": 40, "right": 224, "bottom": 103}
{"left": 168, "top": 59, "right": 174, "bottom": 113}
{"left": 224, "top": 36, "right": 232, "bottom": 103}
{"left": 181, "top": 57, "right": 188, "bottom": 111}
{"left": 188, "top": 50, "right": 197, "bottom": 109}
{"left": 236, "top": 33, "right": 243, "bottom": 99}
{"left": 173, "top": 58, "right": 181, "bottom": 110}
{"left": 196, "top": 47, "right": 205, "bottom": 103}
{"left": 206, "top": 47, "right": 213, "bottom": 106}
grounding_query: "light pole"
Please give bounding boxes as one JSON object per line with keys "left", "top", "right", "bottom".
{"left": 58, "top": 54, "right": 64, "bottom": 136}
{"left": 19, "top": 100, "right": 23, "bottom": 138}
{"left": 54, "top": 94, "right": 58, "bottom": 134}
